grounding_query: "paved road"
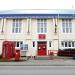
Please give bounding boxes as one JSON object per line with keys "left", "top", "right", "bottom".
{"left": 0, "top": 66, "right": 75, "bottom": 75}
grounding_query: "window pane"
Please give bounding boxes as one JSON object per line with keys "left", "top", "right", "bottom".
{"left": 72, "top": 42, "right": 74, "bottom": 47}
{"left": 41, "top": 28, "right": 43, "bottom": 33}
{"left": 49, "top": 42, "right": 51, "bottom": 47}
{"left": 61, "top": 42, "right": 64, "bottom": 47}
{"left": 33, "top": 41, "right": 35, "bottom": 47}
{"left": 68, "top": 42, "right": 71, "bottom": 47}
{"left": 17, "top": 42, "right": 19, "bottom": 47}
{"left": 65, "top": 42, "right": 67, "bottom": 47}
{"left": 24, "top": 44, "right": 28, "bottom": 50}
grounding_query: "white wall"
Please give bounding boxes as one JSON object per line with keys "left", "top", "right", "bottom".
{"left": 0, "top": 17, "right": 75, "bottom": 56}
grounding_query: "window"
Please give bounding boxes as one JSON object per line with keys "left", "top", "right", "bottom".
{"left": 49, "top": 41, "right": 51, "bottom": 47}
{"left": 72, "top": 42, "right": 75, "bottom": 47}
{"left": 15, "top": 41, "right": 23, "bottom": 47}
{"left": 62, "top": 19, "right": 72, "bottom": 33}
{"left": 68, "top": 42, "right": 71, "bottom": 47}
{"left": 33, "top": 41, "right": 35, "bottom": 47}
{"left": 65, "top": 42, "right": 67, "bottom": 47}
{"left": 37, "top": 19, "right": 47, "bottom": 33}
{"left": 61, "top": 42, "right": 64, "bottom": 47}
{"left": 61, "top": 41, "right": 75, "bottom": 48}
{"left": 24, "top": 44, "right": 28, "bottom": 50}
{"left": 20, "top": 44, "right": 28, "bottom": 51}
{"left": 15, "top": 41, "right": 28, "bottom": 51}
{"left": 12, "top": 19, "right": 22, "bottom": 33}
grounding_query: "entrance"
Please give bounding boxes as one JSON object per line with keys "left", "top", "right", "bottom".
{"left": 37, "top": 41, "right": 47, "bottom": 56}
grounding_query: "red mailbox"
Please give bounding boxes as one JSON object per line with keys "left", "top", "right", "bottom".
{"left": 15, "top": 49, "right": 20, "bottom": 61}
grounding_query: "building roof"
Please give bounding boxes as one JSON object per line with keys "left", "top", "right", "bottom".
{"left": 0, "top": 9, "right": 75, "bottom": 17}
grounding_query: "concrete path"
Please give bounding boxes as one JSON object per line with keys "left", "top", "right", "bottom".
{"left": 0, "top": 59, "right": 75, "bottom": 66}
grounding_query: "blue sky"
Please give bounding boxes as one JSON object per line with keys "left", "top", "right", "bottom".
{"left": 0, "top": 0, "right": 75, "bottom": 10}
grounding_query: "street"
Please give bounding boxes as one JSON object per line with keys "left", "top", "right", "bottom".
{"left": 0, "top": 66, "right": 75, "bottom": 75}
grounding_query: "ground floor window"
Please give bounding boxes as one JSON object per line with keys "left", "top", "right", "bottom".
{"left": 49, "top": 41, "right": 51, "bottom": 47}
{"left": 33, "top": 41, "right": 35, "bottom": 47}
{"left": 61, "top": 41, "right": 75, "bottom": 48}
{"left": 15, "top": 41, "right": 28, "bottom": 51}
{"left": 15, "top": 41, "right": 23, "bottom": 47}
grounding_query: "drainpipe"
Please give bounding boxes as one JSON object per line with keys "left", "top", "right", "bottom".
{"left": 1, "top": 17, "right": 4, "bottom": 34}
{"left": 27, "top": 17, "right": 30, "bottom": 35}
{"left": 54, "top": 17, "right": 57, "bottom": 34}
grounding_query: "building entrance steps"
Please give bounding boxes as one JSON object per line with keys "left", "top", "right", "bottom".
{"left": 31, "top": 56, "right": 72, "bottom": 60}
{"left": 34, "top": 56, "right": 53, "bottom": 60}
{"left": 20, "top": 56, "right": 72, "bottom": 61}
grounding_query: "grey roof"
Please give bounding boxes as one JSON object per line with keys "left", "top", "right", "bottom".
{"left": 0, "top": 9, "right": 75, "bottom": 14}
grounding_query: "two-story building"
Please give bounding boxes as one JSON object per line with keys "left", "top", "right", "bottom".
{"left": 0, "top": 9, "right": 75, "bottom": 56}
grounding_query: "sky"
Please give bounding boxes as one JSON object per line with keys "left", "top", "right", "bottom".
{"left": 0, "top": 0, "right": 75, "bottom": 10}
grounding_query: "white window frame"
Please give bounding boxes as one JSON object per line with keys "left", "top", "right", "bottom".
{"left": 15, "top": 41, "right": 23, "bottom": 48}
{"left": 61, "top": 41, "right": 75, "bottom": 48}
{"left": 20, "top": 44, "right": 28, "bottom": 51}
{"left": 12, "top": 19, "right": 22, "bottom": 33}
{"left": 62, "top": 19, "right": 72, "bottom": 33}
{"left": 37, "top": 19, "right": 47, "bottom": 33}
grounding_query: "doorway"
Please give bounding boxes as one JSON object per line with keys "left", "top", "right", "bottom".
{"left": 37, "top": 41, "right": 47, "bottom": 56}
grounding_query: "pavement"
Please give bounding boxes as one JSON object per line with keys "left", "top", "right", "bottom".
{"left": 0, "top": 59, "right": 75, "bottom": 66}
{"left": 1, "top": 66, "right": 75, "bottom": 75}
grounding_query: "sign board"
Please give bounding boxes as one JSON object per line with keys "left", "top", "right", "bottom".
{"left": 38, "top": 34, "right": 46, "bottom": 39}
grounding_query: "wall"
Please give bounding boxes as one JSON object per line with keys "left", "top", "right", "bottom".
{"left": 0, "top": 17, "right": 75, "bottom": 56}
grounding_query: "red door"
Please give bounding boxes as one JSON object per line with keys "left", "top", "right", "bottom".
{"left": 37, "top": 42, "right": 47, "bottom": 56}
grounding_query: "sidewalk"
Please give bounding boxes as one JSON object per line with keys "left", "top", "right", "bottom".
{"left": 0, "top": 59, "right": 75, "bottom": 66}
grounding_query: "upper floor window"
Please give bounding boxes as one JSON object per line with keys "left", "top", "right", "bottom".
{"left": 62, "top": 19, "right": 72, "bottom": 33}
{"left": 37, "top": 19, "right": 47, "bottom": 33}
{"left": 12, "top": 19, "right": 22, "bottom": 33}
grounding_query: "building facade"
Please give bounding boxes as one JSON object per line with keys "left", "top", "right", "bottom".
{"left": 0, "top": 9, "right": 75, "bottom": 56}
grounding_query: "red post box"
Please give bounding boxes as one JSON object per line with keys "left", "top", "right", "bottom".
{"left": 15, "top": 49, "right": 20, "bottom": 61}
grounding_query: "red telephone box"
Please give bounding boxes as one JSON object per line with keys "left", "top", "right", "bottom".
{"left": 10, "top": 42, "right": 15, "bottom": 58}
{"left": 2, "top": 41, "right": 15, "bottom": 59}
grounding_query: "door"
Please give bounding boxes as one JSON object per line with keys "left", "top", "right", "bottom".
{"left": 37, "top": 42, "right": 47, "bottom": 56}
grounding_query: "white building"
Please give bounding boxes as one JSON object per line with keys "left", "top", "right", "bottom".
{"left": 0, "top": 9, "right": 75, "bottom": 56}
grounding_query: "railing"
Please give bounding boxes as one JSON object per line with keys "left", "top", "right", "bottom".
{"left": 48, "top": 50, "right": 58, "bottom": 56}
